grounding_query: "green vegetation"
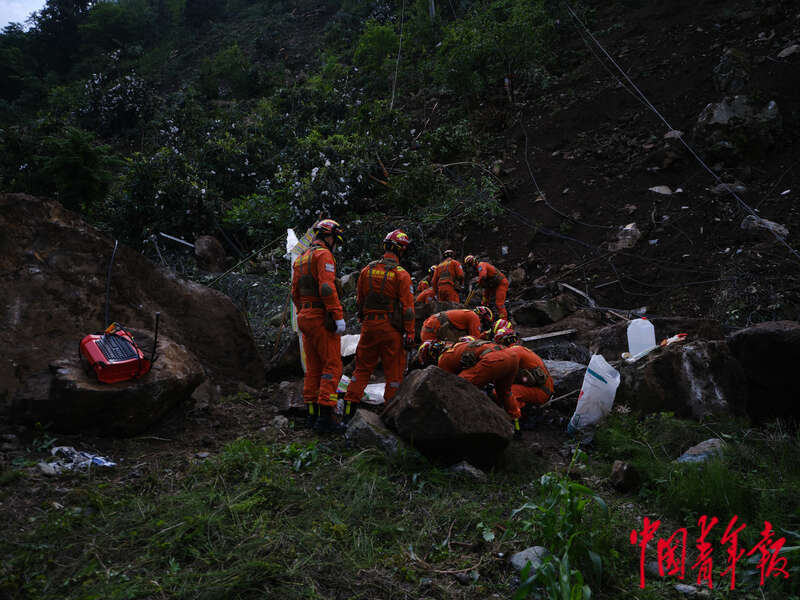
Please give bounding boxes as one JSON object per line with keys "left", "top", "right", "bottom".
{"left": 3, "top": 412, "right": 799, "bottom": 599}
{"left": 0, "top": 0, "right": 557, "bottom": 266}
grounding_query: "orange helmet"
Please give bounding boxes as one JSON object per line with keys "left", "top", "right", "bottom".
{"left": 443, "top": 249, "right": 455, "bottom": 258}
{"left": 494, "top": 327, "right": 518, "bottom": 345}
{"left": 384, "top": 229, "right": 410, "bottom": 251}
{"left": 464, "top": 254, "right": 477, "bottom": 267}
{"left": 314, "top": 219, "right": 344, "bottom": 244}
{"left": 417, "top": 340, "right": 446, "bottom": 365}
{"left": 473, "top": 306, "right": 493, "bottom": 326}
{"left": 418, "top": 279, "right": 430, "bottom": 291}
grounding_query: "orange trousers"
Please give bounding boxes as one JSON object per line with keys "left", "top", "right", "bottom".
{"left": 344, "top": 319, "right": 405, "bottom": 404}
{"left": 459, "top": 349, "right": 519, "bottom": 418}
{"left": 482, "top": 280, "right": 509, "bottom": 319}
{"left": 511, "top": 384, "right": 551, "bottom": 409}
{"left": 297, "top": 311, "right": 342, "bottom": 407}
{"left": 437, "top": 284, "right": 460, "bottom": 303}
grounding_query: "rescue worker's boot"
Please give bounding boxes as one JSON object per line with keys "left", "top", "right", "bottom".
{"left": 313, "top": 405, "right": 346, "bottom": 434}
{"left": 342, "top": 400, "right": 360, "bottom": 424}
{"left": 305, "top": 403, "right": 318, "bottom": 429}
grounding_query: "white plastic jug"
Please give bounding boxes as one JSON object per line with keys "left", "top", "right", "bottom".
{"left": 627, "top": 317, "right": 656, "bottom": 356}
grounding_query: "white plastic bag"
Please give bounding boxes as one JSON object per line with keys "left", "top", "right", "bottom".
{"left": 567, "top": 354, "right": 621, "bottom": 433}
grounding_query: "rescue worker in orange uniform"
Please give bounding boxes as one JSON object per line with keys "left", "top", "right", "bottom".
{"left": 432, "top": 250, "right": 464, "bottom": 303}
{"left": 418, "top": 337, "right": 521, "bottom": 429}
{"left": 494, "top": 327, "right": 554, "bottom": 422}
{"left": 420, "top": 306, "right": 493, "bottom": 342}
{"left": 342, "top": 229, "right": 415, "bottom": 422}
{"left": 415, "top": 279, "right": 435, "bottom": 305}
{"left": 464, "top": 255, "right": 509, "bottom": 319}
{"left": 291, "top": 219, "right": 347, "bottom": 433}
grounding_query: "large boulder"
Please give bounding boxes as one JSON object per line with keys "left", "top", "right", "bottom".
{"left": 0, "top": 194, "right": 264, "bottom": 425}
{"left": 512, "top": 294, "right": 578, "bottom": 326}
{"left": 10, "top": 335, "right": 204, "bottom": 435}
{"left": 346, "top": 410, "right": 408, "bottom": 457}
{"left": 694, "top": 95, "right": 782, "bottom": 161}
{"left": 543, "top": 360, "right": 586, "bottom": 394}
{"left": 615, "top": 340, "right": 747, "bottom": 419}
{"left": 727, "top": 321, "right": 800, "bottom": 420}
{"left": 381, "top": 366, "right": 513, "bottom": 468}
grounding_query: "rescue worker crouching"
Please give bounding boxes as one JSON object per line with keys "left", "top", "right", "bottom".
{"left": 417, "top": 337, "right": 522, "bottom": 433}
{"left": 342, "top": 229, "right": 415, "bottom": 423}
{"left": 432, "top": 249, "right": 464, "bottom": 303}
{"left": 420, "top": 306, "right": 493, "bottom": 342}
{"left": 464, "top": 255, "right": 509, "bottom": 319}
{"left": 494, "top": 327, "right": 554, "bottom": 430}
{"left": 291, "top": 219, "right": 347, "bottom": 434}
{"left": 415, "top": 279, "right": 435, "bottom": 305}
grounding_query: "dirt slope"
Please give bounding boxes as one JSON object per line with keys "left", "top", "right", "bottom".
{"left": 472, "top": 0, "right": 800, "bottom": 325}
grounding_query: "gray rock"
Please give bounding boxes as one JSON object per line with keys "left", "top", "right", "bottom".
{"left": 339, "top": 271, "right": 359, "bottom": 296}
{"left": 777, "top": 44, "right": 800, "bottom": 59}
{"left": 18, "top": 337, "right": 204, "bottom": 436}
{"left": 271, "top": 415, "right": 290, "bottom": 429}
{"left": 382, "top": 366, "right": 513, "bottom": 468}
{"left": 509, "top": 267, "right": 527, "bottom": 287}
{"left": 609, "top": 223, "right": 642, "bottom": 252}
{"left": 543, "top": 360, "right": 586, "bottom": 394}
{"left": 740, "top": 214, "right": 789, "bottom": 239}
{"left": 512, "top": 294, "right": 578, "bottom": 326}
{"left": 695, "top": 96, "right": 782, "bottom": 160}
{"left": 675, "top": 583, "right": 700, "bottom": 596}
{"left": 346, "top": 410, "right": 407, "bottom": 457}
{"left": 610, "top": 460, "right": 641, "bottom": 491}
{"left": 510, "top": 546, "right": 550, "bottom": 572}
{"left": 677, "top": 438, "right": 725, "bottom": 463}
{"left": 615, "top": 340, "right": 747, "bottom": 420}
{"left": 447, "top": 461, "right": 487, "bottom": 481}
{"left": 713, "top": 49, "right": 750, "bottom": 94}
{"left": 710, "top": 181, "right": 747, "bottom": 196}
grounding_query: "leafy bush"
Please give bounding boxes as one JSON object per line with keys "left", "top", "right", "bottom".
{"left": 353, "top": 20, "right": 399, "bottom": 86}
{"left": 198, "top": 43, "right": 254, "bottom": 99}
{"left": 433, "top": 0, "right": 555, "bottom": 98}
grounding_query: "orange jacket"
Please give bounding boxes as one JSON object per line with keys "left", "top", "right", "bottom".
{"left": 432, "top": 258, "right": 464, "bottom": 293}
{"left": 476, "top": 261, "right": 507, "bottom": 289}
{"left": 506, "top": 344, "right": 554, "bottom": 396}
{"left": 422, "top": 309, "right": 481, "bottom": 339}
{"left": 415, "top": 287, "right": 435, "bottom": 304}
{"left": 291, "top": 240, "right": 343, "bottom": 319}
{"left": 356, "top": 251, "right": 415, "bottom": 335}
{"left": 437, "top": 339, "right": 507, "bottom": 374}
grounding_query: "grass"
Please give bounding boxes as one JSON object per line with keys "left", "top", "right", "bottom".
{"left": 3, "top": 413, "right": 800, "bottom": 599}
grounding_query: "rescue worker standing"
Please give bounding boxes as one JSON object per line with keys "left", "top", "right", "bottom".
{"left": 291, "top": 219, "right": 347, "bottom": 433}
{"left": 432, "top": 250, "right": 464, "bottom": 303}
{"left": 464, "top": 255, "right": 509, "bottom": 319}
{"left": 342, "top": 230, "right": 415, "bottom": 421}
{"left": 420, "top": 307, "right": 493, "bottom": 342}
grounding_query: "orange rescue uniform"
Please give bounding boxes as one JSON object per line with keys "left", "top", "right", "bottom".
{"left": 415, "top": 287, "right": 435, "bottom": 304}
{"left": 291, "top": 240, "right": 344, "bottom": 408}
{"left": 420, "top": 309, "right": 482, "bottom": 342}
{"left": 437, "top": 340, "right": 520, "bottom": 418}
{"left": 432, "top": 258, "right": 464, "bottom": 303}
{"left": 476, "top": 261, "right": 509, "bottom": 319}
{"left": 505, "top": 345, "right": 554, "bottom": 415}
{"left": 344, "top": 251, "right": 415, "bottom": 404}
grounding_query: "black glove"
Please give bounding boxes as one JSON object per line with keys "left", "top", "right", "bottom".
{"left": 403, "top": 332, "right": 415, "bottom": 349}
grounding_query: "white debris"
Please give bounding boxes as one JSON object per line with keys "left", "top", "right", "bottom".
{"left": 648, "top": 185, "right": 673, "bottom": 195}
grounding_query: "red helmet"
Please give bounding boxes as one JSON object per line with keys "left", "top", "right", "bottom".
{"left": 384, "top": 229, "right": 410, "bottom": 251}
{"left": 418, "top": 279, "right": 430, "bottom": 291}
{"left": 314, "top": 219, "right": 344, "bottom": 243}
{"left": 492, "top": 318, "right": 512, "bottom": 336}
{"left": 443, "top": 249, "right": 455, "bottom": 258}
{"left": 473, "top": 306, "right": 493, "bottom": 325}
{"left": 417, "top": 340, "right": 446, "bottom": 365}
{"left": 464, "top": 254, "right": 477, "bottom": 267}
{"left": 494, "top": 327, "right": 518, "bottom": 345}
